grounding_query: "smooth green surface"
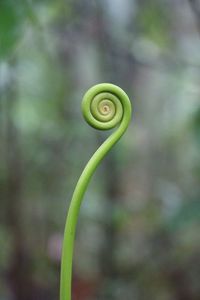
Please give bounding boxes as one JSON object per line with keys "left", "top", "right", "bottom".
{"left": 59, "top": 83, "right": 132, "bottom": 300}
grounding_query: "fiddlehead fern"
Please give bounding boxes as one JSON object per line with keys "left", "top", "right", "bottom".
{"left": 60, "top": 83, "right": 132, "bottom": 300}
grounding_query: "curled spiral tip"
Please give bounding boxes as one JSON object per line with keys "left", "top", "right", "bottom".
{"left": 82, "top": 83, "right": 132, "bottom": 130}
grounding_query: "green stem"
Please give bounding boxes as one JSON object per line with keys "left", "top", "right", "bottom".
{"left": 60, "top": 83, "right": 132, "bottom": 300}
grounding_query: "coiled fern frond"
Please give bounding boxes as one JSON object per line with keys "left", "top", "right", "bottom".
{"left": 60, "top": 83, "right": 132, "bottom": 300}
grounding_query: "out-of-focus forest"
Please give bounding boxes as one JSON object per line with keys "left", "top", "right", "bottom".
{"left": 0, "top": 0, "right": 200, "bottom": 299}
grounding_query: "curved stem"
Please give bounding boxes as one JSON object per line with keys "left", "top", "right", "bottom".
{"left": 60, "top": 84, "right": 132, "bottom": 300}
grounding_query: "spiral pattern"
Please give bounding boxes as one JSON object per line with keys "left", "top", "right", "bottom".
{"left": 82, "top": 83, "right": 130, "bottom": 130}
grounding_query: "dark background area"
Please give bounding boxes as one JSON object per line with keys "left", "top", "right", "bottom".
{"left": 0, "top": 0, "right": 200, "bottom": 299}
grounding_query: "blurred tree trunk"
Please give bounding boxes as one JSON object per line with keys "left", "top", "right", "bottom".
{"left": 5, "top": 60, "right": 33, "bottom": 300}
{"left": 188, "top": 0, "right": 200, "bottom": 34}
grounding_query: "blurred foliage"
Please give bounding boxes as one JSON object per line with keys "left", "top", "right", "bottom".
{"left": 0, "top": 0, "right": 200, "bottom": 300}
{"left": 137, "top": 0, "right": 170, "bottom": 48}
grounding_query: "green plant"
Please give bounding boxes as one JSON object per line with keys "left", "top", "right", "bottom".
{"left": 60, "top": 83, "right": 132, "bottom": 300}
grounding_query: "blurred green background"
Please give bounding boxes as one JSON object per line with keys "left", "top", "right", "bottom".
{"left": 0, "top": 0, "right": 200, "bottom": 299}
